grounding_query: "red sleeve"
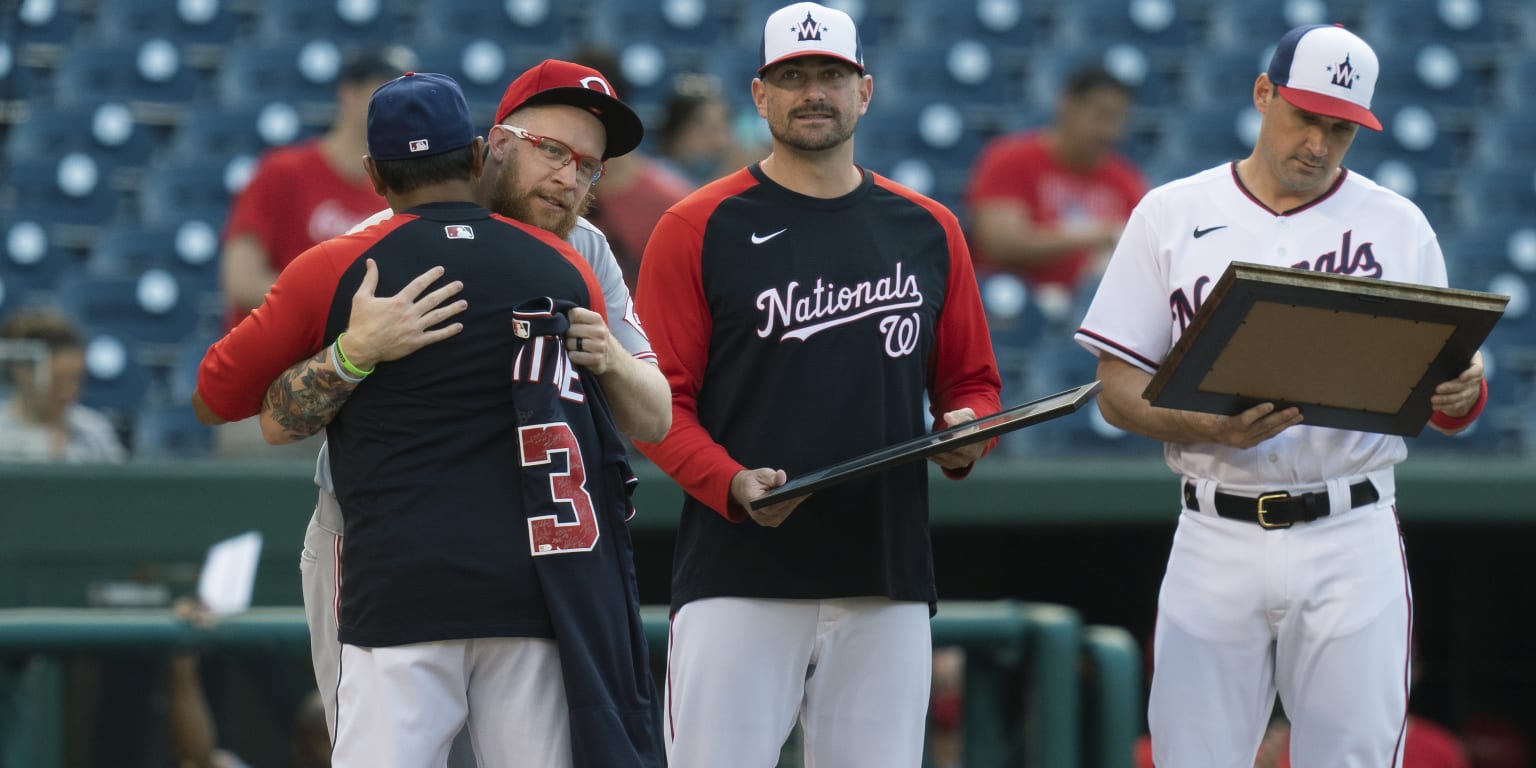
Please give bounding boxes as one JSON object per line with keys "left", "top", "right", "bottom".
{"left": 918, "top": 188, "right": 1004, "bottom": 478}
{"left": 195, "top": 227, "right": 383, "bottom": 422}
{"left": 631, "top": 186, "right": 751, "bottom": 522}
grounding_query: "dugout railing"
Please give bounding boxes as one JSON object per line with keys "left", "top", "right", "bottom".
{"left": 0, "top": 602, "right": 1139, "bottom": 768}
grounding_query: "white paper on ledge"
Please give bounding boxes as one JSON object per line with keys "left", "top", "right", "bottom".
{"left": 197, "top": 530, "right": 263, "bottom": 615}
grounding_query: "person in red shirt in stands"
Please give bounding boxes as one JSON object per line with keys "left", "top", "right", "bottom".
{"left": 965, "top": 64, "right": 1146, "bottom": 292}
{"left": 219, "top": 45, "right": 416, "bottom": 331}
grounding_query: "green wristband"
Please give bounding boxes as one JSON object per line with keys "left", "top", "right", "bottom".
{"left": 334, "top": 332, "right": 375, "bottom": 378}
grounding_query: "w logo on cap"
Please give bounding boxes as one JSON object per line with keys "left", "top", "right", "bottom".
{"left": 1329, "top": 54, "right": 1359, "bottom": 88}
{"left": 794, "top": 11, "right": 824, "bottom": 41}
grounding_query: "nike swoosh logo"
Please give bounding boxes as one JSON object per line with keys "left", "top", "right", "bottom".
{"left": 1192, "top": 225, "right": 1228, "bottom": 239}
{"left": 750, "top": 228, "right": 788, "bottom": 245}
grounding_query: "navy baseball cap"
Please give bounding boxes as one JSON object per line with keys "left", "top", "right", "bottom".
{"left": 367, "top": 72, "right": 475, "bottom": 161}
{"left": 1267, "top": 24, "right": 1382, "bottom": 131}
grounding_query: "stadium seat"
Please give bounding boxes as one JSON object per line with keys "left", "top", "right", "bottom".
{"left": 57, "top": 271, "right": 201, "bottom": 346}
{"left": 589, "top": 0, "right": 739, "bottom": 50}
{"left": 0, "top": 214, "right": 73, "bottom": 314}
{"left": 1361, "top": 0, "right": 1511, "bottom": 51}
{"left": 414, "top": 39, "right": 524, "bottom": 114}
{"left": 217, "top": 41, "right": 349, "bottom": 113}
{"left": 3, "top": 0, "right": 79, "bottom": 58}
{"left": 91, "top": 0, "right": 239, "bottom": 52}
{"left": 1206, "top": 0, "right": 1333, "bottom": 51}
{"left": 137, "top": 161, "right": 243, "bottom": 229}
{"left": 3, "top": 102, "right": 159, "bottom": 172}
{"left": 2, "top": 154, "right": 125, "bottom": 231}
{"left": 166, "top": 102, "right": 313, "bottom": 160}
{"left": 414, "top": 0, "right": 574, "bottom": 48}
{"left": 1179, "top": 47, "right": 1267, "bottom": 110}
{"left": 0, "top": 40, "right": 46, "bottom": 117}
{"left": 902, "top": 0, "right": 1054, "bottom": 50}
{"left": 1055, "top": 0, "right": 1200, "bottom": 55}
{"left": 1470, "top": 108, "right": 1536, "bottom": 170}
{"left": 87, "top": 218, "right": 222, "bottom": 296}
{"left": 76, "top": 331, "right": 154, "bottom": 424}
{"left": 252, "top": 0, "right": 402, "bottom": 45}
{"left": 1453, "top": 168, "right": 1536, "bottom": 231}
{"left": 52, "top": 39, "right": 200, "bottom": 123}
{"left": 133, "top": 402, "right": 213, "bottom": 460}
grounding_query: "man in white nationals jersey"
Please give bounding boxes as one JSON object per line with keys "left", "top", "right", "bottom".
{"left": 1074, "top": 24, "right": 1487, "bottom": 767}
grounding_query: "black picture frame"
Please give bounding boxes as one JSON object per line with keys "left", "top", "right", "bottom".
{"left": 1143, "top": 262, "right": 1507, "bottom": 436}
{"left": 749, "top": 381, "right": 1102, "bottom": 511}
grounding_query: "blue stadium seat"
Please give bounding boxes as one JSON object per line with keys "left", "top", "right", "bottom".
{"left": 166, "top": 102, "right": 313, "bottom": 160}
{"left": 52, "top": 39, "right": 200, "bottom": 122}
{"left": 872, "top": 40, "right": 1021, "bottom": 124}
{"left": 88, "top": 218, "right": 222, "bottom": 296}
{"left": 1453, "top": 168, "right": 1536, "bottom": 231}
{"left": 1470, "top": 108, "right": 1536, "bottom": 170}
{"left": 252, "top": 0, "right": 402, "bottom": 45}
{"left": 92, "top": 0, "right": 240, "bottom": 49}
{"left": 590, "top": 0, "right": 739, "bottom": 50}
{"left": 902, "top": 0, "right": 1053, "bottom": 50}
{"left": 415, "top": 0, "right": 574, "bottom": 48}
{"left": 57, "top": 271, "right": 201, "bottom": 346}
{"left": 1, "top": 214, "right": 73, "bottom": 295}
{"left": 4, "top": 102, "right": 158, "bottom": 172}
{"left": 1206, "top": 0, "right": 1334, "bottom": 51}
{"left": 0, "top": 40, "right": 47, "bottom": 113}
{"left": 1055, "top": 0, "right": 1201, "bottom": 55}
{"left": 77, "top": 331, "right": 154, "bottom": 423}
{"left": 415, "top": 39, "right": 523, "bottom": 114}
{"left": 1361, "top": 0, "right": 1513, "bottom": 51}
{"left": 1148, "top": 106, "right": 1255, "bottom": 176}
{"left": 1179, "top": 47, "right": 1267, "bottom": 110}
{"left": 137, "top": 161, "right": 242, "bottom": 229}
{"left": 2, "top": 154, "right": 125, "bottom": 230}
{"left": 133, "top": 402, "right": 213, "bottom": 460}
{"left": 2, "top": 0, "right": 79, "bottom": 54}
{"left": 217, "top": 41, "right": 348, "bottom": 112}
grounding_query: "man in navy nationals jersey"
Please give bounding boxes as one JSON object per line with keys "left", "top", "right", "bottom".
{"left": 1075, "top": 26, "right": 1487, "bottom": 767}
{"left": 262, "top": 60, "right": 665, "bottom": 760}
{"left": 633, "top": 4, "right": 1002, "bottom": 766}
{"left": 194, "top": 73, "right": 665, "bottom": 768}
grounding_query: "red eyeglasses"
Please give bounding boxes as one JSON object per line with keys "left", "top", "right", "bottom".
{"left": 496, "top": 124, "right": 605, "bottom": 185}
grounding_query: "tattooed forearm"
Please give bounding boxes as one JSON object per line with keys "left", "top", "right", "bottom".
{"left": 262, "top": 348, "right": 359, "bottom": 442}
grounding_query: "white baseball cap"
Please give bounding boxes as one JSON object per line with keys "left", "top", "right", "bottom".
{"left": 759, "top": 2, "right": 864, "bottom": 74}
{"left": 1267, "top": 24, "right": 1381, "bottom": 131}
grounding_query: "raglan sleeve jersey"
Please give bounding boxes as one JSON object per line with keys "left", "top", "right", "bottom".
{"left": 634, "top": 165, "right": 1001, "bottom": 609}
{"left": 1075, "top": 163, "right": 1449, "bottom": 485}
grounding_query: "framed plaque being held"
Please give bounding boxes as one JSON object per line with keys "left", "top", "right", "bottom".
{"left": 1143, "top": 262, "right": 1508, "bottom": 436}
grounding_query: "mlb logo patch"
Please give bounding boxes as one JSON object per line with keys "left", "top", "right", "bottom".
{"left": 409, "top": 139, "right": 430, "bottom": 153}
{"left": 513, "top": 318, "right": 531, "bottom": 338}
{"left": 445, "top": 225, "right": 474, "bottom": 240}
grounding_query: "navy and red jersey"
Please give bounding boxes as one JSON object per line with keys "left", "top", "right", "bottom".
{"left": 634, "top": 164, "right": 1002, "bottom": 611}
{"left": 197, "top": 202, "right": 613, "bottom": 646}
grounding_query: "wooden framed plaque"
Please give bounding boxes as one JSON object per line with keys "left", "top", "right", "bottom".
{"left": 749, "top": 381, "right": 1101, "bottom": 511}
{"left": 1143, "top": 262, "right": 1507, "bottom": 436}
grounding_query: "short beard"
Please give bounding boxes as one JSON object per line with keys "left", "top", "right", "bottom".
{"left": 770, "top": 105, "right": 856, "bottom": 152}
{"left": 486, "top": 159, "right": 580, "bottom": 240}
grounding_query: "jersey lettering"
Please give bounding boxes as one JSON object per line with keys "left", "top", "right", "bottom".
{"left": 521, "top": 422, "right": 601, "bottom": 555}
{"left": 1168, "top": 275, "right": 1213, "bottom": 332}
{"left": 1290, "top": 230, "right": 1383, "bottom": 278}
{"left": 754, "top": 261, "right": 924, "bottom": 342}
{"left": 511, "top": 337, "right": 587, "bottom": 404}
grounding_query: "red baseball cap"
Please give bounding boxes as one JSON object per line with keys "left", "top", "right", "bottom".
{"left": 494, "top": 59, "right": 644, "bottom": 159}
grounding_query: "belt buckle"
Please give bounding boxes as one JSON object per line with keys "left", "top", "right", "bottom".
{"left": 1256, "top": 492, "right": 1292, "bottom": 529}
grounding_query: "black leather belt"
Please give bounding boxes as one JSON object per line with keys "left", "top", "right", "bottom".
{"left": 1183, "top": 480, "right": 1380, "bottom": 529}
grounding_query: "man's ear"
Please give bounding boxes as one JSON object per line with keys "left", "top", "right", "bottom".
{"left": 363, "top": 155, "right": 387, "bottom": 195}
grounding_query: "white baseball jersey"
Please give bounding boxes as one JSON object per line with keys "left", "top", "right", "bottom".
{"left": 1075, "top": 163, "right": 1447, "bottom": 487}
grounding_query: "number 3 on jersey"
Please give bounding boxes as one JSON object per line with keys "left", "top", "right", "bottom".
{"left": 520, "top": 422, "right": 601, "bottom": 555}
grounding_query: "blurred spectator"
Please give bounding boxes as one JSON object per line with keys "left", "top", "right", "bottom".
{"left": 169, "top": 656, "right": 329, "bottom": 768}
{"left": 965, "top": 64, "right": 1147, "bottom": 291}
{"left": 218, "top": 44, "right": 415, "bottom": 331}
{"left": 654, "top": 73, "right": 756, "bottom": 187}
{"left": 568, "top": 45, "right": 694, "bottom": 290}
{"left": 214, "top": 45, "right": 414, "bottom": 458}
{"left": 0, "top": 308, "right": 127, "bottom": 463}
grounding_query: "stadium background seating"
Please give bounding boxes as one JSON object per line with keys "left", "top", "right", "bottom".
{"left": 1, "top": 0, "right": 1533, "bottom": 459}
